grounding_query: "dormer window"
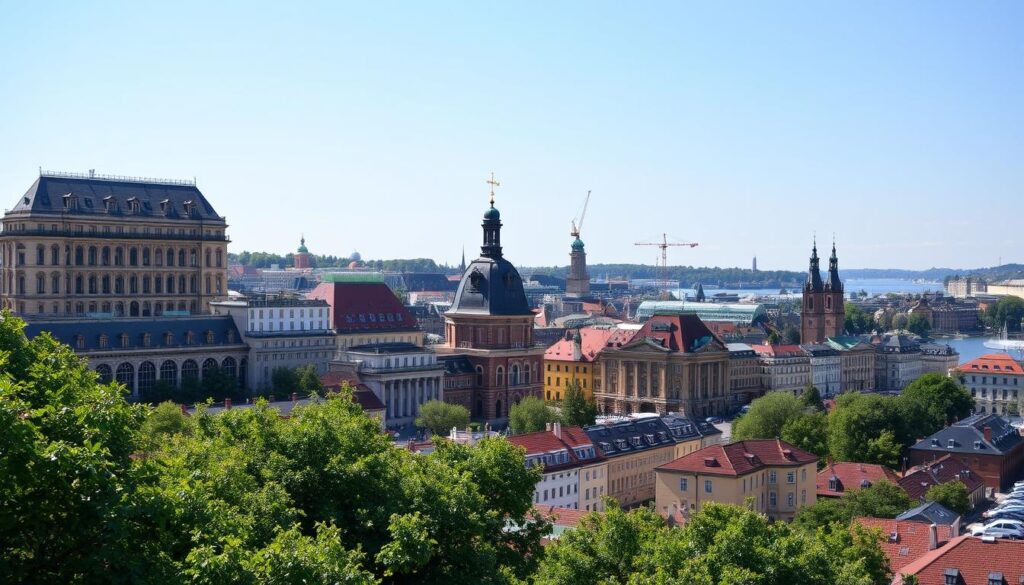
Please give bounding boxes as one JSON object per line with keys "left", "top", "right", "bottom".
{"left": 141, "top": 333, "right": 151, "bottom": 347}
{"left": 828, "top": 476, "right": 838, "bottom": 492}
{"left": 63, "top": 193, "right": 77, "bottom": 210}
{"left": 943, "top": 568, "right": 959, "bottom": 585}
{"left": 98, "top": 334, "right": 109, "bottom": 349}
{"left": 205, "top": 330, "right": 215, "bottom": 344}
{"left": 185, "top": 331, "right": 195, "bottom": 345}
{"left": 126, "top": 197, "right": 140, "bottom": 213}
{"left": 164, "top": 332, "right": 174, "bottom": 345}
{"left": 75, "top": 335, "right": 85, "bottom": 349}
{"left": 226, "top": 330, "right": 235, "bottom": 343}
{"left": 947, "top": 439, "right": 955, "bottom": 448}
{"left": 103, "top": 196, "right": 117, "bottom": 212}
{"left": 119, "top": 333, "right": 130, "bottom": 348}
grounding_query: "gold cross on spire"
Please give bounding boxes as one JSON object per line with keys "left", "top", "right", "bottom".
{"left": 486, "top": 172, "right": 501, "bottom": 206}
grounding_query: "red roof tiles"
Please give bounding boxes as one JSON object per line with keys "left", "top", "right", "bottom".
{"left": 899, "top": 455, "right": 985, "bottom": 501}
{"left": 750, "top": 344, "right": 805, "bottom": 358}
{"left": 544, "top": 327, "right": 616, "bottom": 363}
{"left": 854, "top": 517, "right": 953, "bottom": 573}
{"left": 959, "top": 353, "right": 1024, "bottom": 375}
{"left": 634, "top": 314, "right": 722, "bottom": 353}
{"left": 507, "top": 425, "right": 601, "bottom": 472}
{"left": 817, "top": 462, "right": 901, "bottom": 497}
{"left": 895, "top": 536, "right": 1024, "bottom": 585}
{"left": 308, "top": 281, "right": 419, "bottom": 333}
{"left": 657, "top": 439, "right": 818, "bottom": 476}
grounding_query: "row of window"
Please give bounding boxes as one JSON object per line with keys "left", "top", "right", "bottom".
{"left": 9, "top": 243, "right": 223, "bottom": 269}
{"left": 95, "top": 356, "right": 246, "bottom": 395}
{"left": 971, "top": 375, "right": 1020, "bottom": 385}
{"left": 16, "top": 272, "right": 222, "bottom": 296}
{"left": 546, "top": 363, "right": 589, "bottom": 374}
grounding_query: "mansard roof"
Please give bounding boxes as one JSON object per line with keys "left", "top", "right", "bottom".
{"left": 23, "top": 315, "right": 244, "bottom": 351}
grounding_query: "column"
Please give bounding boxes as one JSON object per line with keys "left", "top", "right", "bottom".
{"left": 385, "top": 382, "right": 392, "bottom": 419}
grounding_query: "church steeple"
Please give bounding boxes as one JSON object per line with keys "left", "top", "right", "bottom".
{"left": 481, "top": 173, "right": 503, "bottom": 259}
{"left": 805, "top": 239, "right": 824, "bottom": 293}
{"left": 826, "top": 239, "right": 843, "bottom": 292}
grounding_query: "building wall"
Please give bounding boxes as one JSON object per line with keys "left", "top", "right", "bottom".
{"left": 544, "top": 358, "right": 595, "bottom": 402}
{"left": 760, "top": 357, "right": 811, "bottom": 395}
{"left": 839, "top": 348, "right": 875, "bottom": 392}
{"left": 909, "top": 447, "right": 1024, "bottom": 492}
{"left": 533, "top": 468, "right": 580, "bottom": 509}
{"left": 673, "top": 436, "right": 704, "bottom": 459}
{"left": 727, "top": 355, "right": 762, "bottom": 406}
{"left": 655, "top": 462, "right": 817, "bottom": 522}
{"left": 875, "top": 351, "right": 923, "bottom": 391}
{"left": 247, "top": 335, "right": 337, "bottom": 390}
{"left": 604, "top": 444, "right": 677, "bottom": 508}
{"left": 595, "top": 351, "right": 731, "bottom": 418}
{"left": 89, "top": 347, "right": 249, "bottom": 399}
{"left": 966, "top": 371, "right": 1024, "bottom": 416}
{"left": 578, "top": 460, "right": 608, "bottom": 512}
{"left": 809, "top": 355, "right": 841, "bottom": 397}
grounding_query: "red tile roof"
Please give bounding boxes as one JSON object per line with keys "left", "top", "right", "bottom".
{"left": 959, "top": 353, "right": 1024, "bottom": 375}
{"left": 544, "top": 327, "right": 617, "bottom": 362}
{"left": 657, "top": 439, "right": 818, "bottom": 476}
{"left": 537, "top": 505, "right": 592, "bottom": 528}
{"left": 854, "top": 517, "right": 953, "bottom": 574}
{"left": 507, "top": 425, "right": 602, "bottom": 472}
{"left": 604, "top": 327, "right": 640, "bottom": 348}
{"left": 308, "top": 281, "right": 419, "bottom": 333}
{"left": 895, "top": 536, "right": 1024, "bottom": 585}
{"left": 899, "top": 455, "right": 985, "bottom": 501}
{"left": 750, "top": 344, "right": 805, "bottom": 358}
{"left": 818, "top": 462, "right": 901, "bottom": 497}
{"left": 633, "top": 314, "right": 722, "bottom": 353}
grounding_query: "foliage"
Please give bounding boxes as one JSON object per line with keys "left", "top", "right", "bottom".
{"left": 732, "top": 391, "right": 806, "bottom": 441}
{"left": 0, "top": 311, "right": 146, "bottom": 583}
{"left": 844, "top": 303, "right": 874, "bottom": 334}
{"left": 509, "top": 396, "right": 558, "bottom": 434}
{"left": 559, "top": 381, "right": 597, "bottom": 428}
{"left": 296, "top": 364, "right": 324, "bottom": 395}
{"left": 766, "top": 330, "right": 781, "bottom": 344}
{"left": 827, "top": 393, "right": 904, "bottom": 467}
{"left": 906, "top": 313, "right": 931, "bottom": 337}
{"left": 925, "top": 481, "right": 971, "bottom": 515}
{"left": 271, "top": 366, "right": 300, "bottom": 395}
{"left": 983, "top": 296, "right": 1024, "bottom": 331}
{"left": 891, "top": 313, "right": 909, "bottom": 331}
{"left": 782, "top": 324, "right": 801, "bottom": 345}
{"left": 199, "top": 364, "right": 240, "bottom": 401}
{"left": 781, "top": 411, "right": 830, "bottom": 461}
{"left": 143, "top": 378, "right": 178, "bottom": 403}
{"left": 139, "top": 401, "right": 191, "bottom": 452}
{"left": 534, "top": 502, "right": 891, "bottom": 585}
{"left": 794, "top": 481, "right": 913, "bottom": 532}
{"left": 230, "top": 251, "right": 442, "bottom": 273}
{"left": 802, "top": 384, "right": 825, "bottom": 412}
{"left": 415, "top": 400, "right": 470, "bottom": 436}
{"left": 898, "top": 373, "right": 973, "bottom": 438}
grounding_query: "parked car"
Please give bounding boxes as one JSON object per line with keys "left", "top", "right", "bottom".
{"left": 972, "top": 526, "right": 1024, "bottom": 540}
{"left": 972, "top": 519, "right": 1024, "bottom": 535}
{"left": 987, "top": 505, "right": 1024, "bottom": 517}
{"left": 989, "top": 511, "right": 1024, "bottom": 522}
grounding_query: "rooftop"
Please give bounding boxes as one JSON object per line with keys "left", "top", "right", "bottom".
{"left": 308, "top": 280, "right": 420, "bottom": 334}
{"left": 817, "top": 462, "right": 901, "bottom": 497}
{"left": 853, "top": 517, "right": 954, "bottom": 573}
{"left": 959, "top": 353, "right": 1024, "bottom": 375}
{"left": 584, "top": 417, "right": 675, "bottom": 459}
{"left": 657, "top": 439, "right": 818, "bottom": 476}
{"left": 899, "top": 455, "right": 985, "bottom": 501}
{"left": 635, "top": 301, "right": 767, "bottom": 326}
{"left": 896, "top": 501, "right": 960, "bottom": 527}
{"left": 911, "top": 413, "right": 1024, "bottom": 456}
{"left": 544, "top": 327, "right": 617, "bottom": 363}
{"left": 895, "top": 536, "right": 1024, "bottom": 585}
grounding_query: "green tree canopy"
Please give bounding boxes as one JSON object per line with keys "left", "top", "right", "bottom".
{"left": 509, "top": 396, "right": 558, "bottom": 434}
{"left": 732, "top": 391, "right": 806, "bottom": 441}
{"left": 898, "top": 373, "right": 974, "bottom": 438}
{"left": 415, "top": 399, "right": 470, "bottom": 436}
{"left": 781, "top": 411, "right": 830, "bottom": 461}
{"left": 925, "top": 480, "right": 971, "bottom": 515}
{"left": 892, "top": 313, "right": 909, "bottom": 331}
{"left": 782, "top": 324, "right": 801, "bottom": 345}
{"left": 794, "top": 480, "right": 913, "bottom": 532}
{"left": 296, "top": 364, "right": 324, "bottom": 395}
{"left": 984, "top": 296, "right": 1024, "bottom": 331}
{"left": 801, "top": 384, "right": 825, "bottom": 412}
{"left": 270, "top": 366, "right": 300, "bottom": 395}
{"left": 906, "top": 313, "right": 931, "bottom": 337}
{"left": 559, "top": 381, "right": 597, "bottom": 428}
{"left": 845, "top": 303, "right": 874, "bottom": 334}
{"left": 827, "top": 393, "right": 904, "bottom": 466}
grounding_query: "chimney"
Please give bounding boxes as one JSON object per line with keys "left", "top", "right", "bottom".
{"left": 546, "top": 422, "right": 553, "bottom": 432}
{"left": 224, "top": 398, "right": 232, "bottom": 410}
{"left": 928, "top": 523, "right": 938, "bottom": 551}
{"left": 291, "top": 392, "right": 298, "bottom": 403}
{"left": 983, "top": 426, "right": 992, "bottom": 443}
{"left": 554, "top": 421, "right": 562, "bottom": 439}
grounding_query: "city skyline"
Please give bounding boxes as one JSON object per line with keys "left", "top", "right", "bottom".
{"left": 1, "top": 2, "right": 1021, "bottom": 270}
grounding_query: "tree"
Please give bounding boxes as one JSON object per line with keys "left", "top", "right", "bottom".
{"left": 907, "top": 313, "right": 931, "bottom": 337}
{"left": 766, "top": 330, "right": 781, "bottom": 344}
{"left": 143, "top": 378, "right": 177, "bottom": 403}
{"left": 892, "top": 313, "right": 909, "bottom": 331}
{"left": 509, "top": 396, "right": 558, "bottom": 434}
{"left": 415, "top": 399, "right": 470, "bottom": 436}
{"left": 899, "top": 373, "right": 973, "bottom": 438}
{"left": 139, "top": 401, "right": 191, "bottom": 452}
{"left": 0, "top": 312, "right": 145, "bottom": 582}
{"left": 296, "top": 364, "right": 324, "bottom": 395}
{"left": 782, "top": 324, "right": 801, "bottom": 345}
{"left": 271, "top": 366, "right": 299, "bottom": 395}
{"left": 781, "top": 412, "right": 829, "bottom": 460}
{"left": 732, "top": 391, "right": 806, "bottom": 441}
{"left": 200, "top": 364, "right": 238, "bottom": 401}
{"left": 801, "top": 384, "right": 825, "bottom": 412}
{"left": 559, "top": 381, "right": 597, "bottom": 428}
{"left": 925, "top": 481, "right": 971, "bottom": 515}
{"left": 845, "top": 303, "right": 874, "bottom": 334}
{"left": 984, "top": 296, "right": 1024, "bottom": 331}
{"left": 828, "top": 393, "right": 903, "bottom": 466}
{"left": 794, "top": 480, "right": 912, "bottom": 531}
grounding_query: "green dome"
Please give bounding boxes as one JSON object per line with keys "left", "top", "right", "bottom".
{"left": 484, "top": 206, "right": 500, "bottom": 220}
{"left": 571, "top": 238, "right": 585, "bottom": 251}
{"left": 297, "top": 236, "right": 309, "bottom": 254}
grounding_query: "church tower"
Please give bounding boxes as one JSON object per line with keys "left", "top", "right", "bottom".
{"left": 801, "top": 239, "right": 845, "bottom": 343}
{"left": 294, "top": 235, "right": 312, "bottom": 269}
{"left": 565, "top": 236, "right": 590, "bottom": 297}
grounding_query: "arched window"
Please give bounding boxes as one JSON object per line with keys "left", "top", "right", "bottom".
{"left": 138, "top": 362, "right": 156, "bottom": 397}
{"left": 51, "top": 274, "right": 60, "bottom": 294}
{"left": 130, "top": 301, "right": 139, "bottom": 317}
{"left": 181, "top": 359, "right": 199, "bottom": 383}
{"left": 496, "top": 366, "right": 505, "bottom": 387}
{"left": 17, "top": 276, "right": 24, "bottom": 295}
{"left": 476, "top": 365, "right": 484, "bottom": 386}
{"left": 75, "top": 246, "right": 84, "bottom": 265}
{"left": 115, "top": 362, "right": 134, "bottom": 393}
{"left": 115, "top": 276, "right": 124, "bottom": 294}
{"left": 160, "top": 360, "right": 178, "bottom": 387}
{"left": 142, "top": 248, "right": 150, "bottom": 266}
{"left": 129, "top": 248, "right": 138, "bottom": 266}
{"left": 50, "top": 245, "right": 59, "bottom": 265}
{"left": 166, "top": 248, "right": 175, "bottom": 267}
{"left": 88, "top": 246, "right": 97, "bottom": 266}
{"left": 96, "top": 364, "right": 113, "bottom": 384}
{"left": 524, "top": 363, "right": 531, "bottom": 384}
{"left": 205, "top": 249, "right": 211, "bottom": 267}
{"left": 178, "top": 276, "right": 186, "bottom": 294}
{"left": 155, "top": 248, "right": 163, "bottom": 266}
{"left": 189, "top": 249, "right": 197, "bottom": 267}
{"left": 36, "top": 245, "right": 45, "bottom": 265}
{"left": 167, "top": 275, "right": 174, "bottom": 294}
{"left": 143, "top": 276, "right": 151, "bottom": 294}
{"left": 101, "top": 246, "right": 111, "bottom": 266}
{"left": 142, "top": 301, "right": 151, "bottom": 317}
{"left": 75, "top": 302, "right": 84, "bottom": 314}
{"left": 178, "top": 250, "right": 186, "bottom": 266}
{"left": 222, "top": 357, "right": 237, "bottom": 384}
{"left": 130, "top": 275, "right": 138, "bottom": 294}
{"left": 202, "top": 358, "right": 218, "bottom": 378}
{"left": 88, "top": 276, "right": 97, "bottom": 294}
{"left": 102, "top": 275, "right": 110, "bottom": 294}
{"left": 205, "top": 275, "right": 211, "bottom": 294}
{"left": 36, "top": 273, "right": 45, "bottom": 294}
{"left": 154, "top": 277, "right": 162, "bottom": 294}
{"left": 510, "top": 364, "right": 520, "bottom": 386}
{"left": 216, "top": 277, "right": 222, "bottom": 295}
{"left": 64, "top": 245, "right": 71, "bottom": 266}
{"left": 495, "top": 399, "right": 503, "bottom": 419}
{"left": 216, "top": 249, "right": 223, "bottom": 267}
{"left": 155, "top": 302, "right": 164, "bottom": 316}
{"left": 189, "top": 276, "right": 196, "bottom": 294}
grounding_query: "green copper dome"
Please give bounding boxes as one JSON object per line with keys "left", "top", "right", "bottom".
{"left": 484, "top": 206, "right": 500, "bottom": 220}
{"left": 297, "top": 236, "right": 309, "bottom": 254}
{"left": 571, "top": 238, "right": 585, "bottom": 251}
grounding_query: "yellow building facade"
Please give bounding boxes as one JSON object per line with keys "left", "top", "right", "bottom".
{"left": 543, "top": 327, "right": 616, "bottom": 402}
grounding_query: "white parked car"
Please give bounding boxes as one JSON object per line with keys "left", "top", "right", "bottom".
{"left": 971, "top": 520, "right": 1024, "bottom": 538}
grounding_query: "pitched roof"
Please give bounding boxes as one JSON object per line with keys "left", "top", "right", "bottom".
{"left": 660, "top": 413, "right": 722, "bottom": 442}
{"left": 959, "top": 353, "right": 1024, "bottom": 375}
{"left": 854, "top": 517, "right": 954, "bottom": 573}
{"left": 895, "top": 536, "right": 1024, "bottom": 585}
{"left": 544, "top": 327, "right": 616, "bottom": 363}
{"left": 318, "top": 370, "right": 373, "bottom": 394}
{"left": 585, "top": 417, "right": 675, "bottom": 459}
{"left": 507, "top": 425, "right": 602, "bottom": 472}
{"left": 899, "top": 455, "right": 985, "bottom": 501}
{"left": 12, "top": 174, "right": 223, "bottom": 221}
{"left": 657, "top": 439, "right": 818, "bottom": 476}
{"left": 817, "top": 462, "right": 900, "bottom": 497}
{"left": 910, "top": 413, "right": 1024, "bottom": 456}
{"left": 308, "top": 281, "right": 420, "bottom": 333}
{"left": 896, "top": 501, "right": 959, "bottom": 527}
{"left": 750, "top": 344, "right": 807, "bottom": 358}
{"left": 23, "top": 316, "right": 244, "bottom": 351}
{"left": 626, "top": 314, "right": 724, "bottom": 354}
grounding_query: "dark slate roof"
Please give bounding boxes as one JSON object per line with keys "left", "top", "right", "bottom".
{"left": 584, "top": 417, "right": 675, "bottom": 459}
{"left": 661, "top": 413, "right": 722, "bottom": 442}
{"left": 448, "top": 256, "right": 532, "bottom": 316}
{"left": 910, "top": 413, "right": 1024, "bottom": 456}
{"left": 920, "top": 342, "right": 957, "bottom": 356}
{"left": 438, "top": 354, "right": 475, "bottom": 375}
{"left": 12, "top": 174, "right": 223, "bottom": 221}
{"left": 875, "top": 334, "right": 922, "bottom": 353}
{"left": 23, "top": 316, "right": 244, "bottom": 351}
{"left": 399, "top": 273, "right": 458, "bottom": 292}
{"left": 895, "top": 501, "right": 959, "bottom": 526}
{"left": 800, "top": 343, "right": 839, "bottom": 357}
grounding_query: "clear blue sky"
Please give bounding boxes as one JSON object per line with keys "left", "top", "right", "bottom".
{"left": 1, "top": 1, "right": 1020, "bottom": 271}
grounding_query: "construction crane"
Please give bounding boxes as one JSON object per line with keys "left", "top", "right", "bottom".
{"left": 634, "top": 233, "right": 699, "bottom": 299}
{"left": 570, "top": 190, "right": 591, "bottom": 239}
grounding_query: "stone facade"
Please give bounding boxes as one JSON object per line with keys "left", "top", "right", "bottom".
{"left": 2, "top": 172, "right": 228, "bottom": 318}
{"left": 329, "top": 343, "right": 444, "bottom": 427}
{"left": 726, "top": 343, "right": 762, "bottom": 407}
{"left": 800, "top": 242, "right": 844, "bottom": 344}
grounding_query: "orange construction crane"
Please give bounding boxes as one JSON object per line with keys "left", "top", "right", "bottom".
{"left": 634, "top": 233, "right": 698, "bottom": 298}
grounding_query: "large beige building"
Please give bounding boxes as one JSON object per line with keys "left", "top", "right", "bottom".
{"left": 826, "top": 336, "right": 877, "bottom": 392}
{"left": 655, "top": 439, "right": 818, "bottom": 523}
{"left": 1, "top": 171, "right": 228, "bottom": 317}
{"left": 585, "top": 417, "right": 677, "bottom": 508}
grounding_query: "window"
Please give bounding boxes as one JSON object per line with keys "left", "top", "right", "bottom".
{"left": 704, "top": 479, "right": 712, "bottom": 493}
{"left": 769, "top": 492, "right": 777, "bottom": 507}
{"left": 679, "top": 478, "right": 688, "bottom": 491}
{"left": 787, "top": 472, "right": 795, "bottom": 484}
{"left": 768, "top": 471, "right": 777, "bottom": 484}
{"left": 787, "top": 493, "right": 794, "bottom": 507}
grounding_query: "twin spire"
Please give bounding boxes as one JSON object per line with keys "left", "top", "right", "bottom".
{"left": 807, "top": 236, "right": 842, "bottom": 293}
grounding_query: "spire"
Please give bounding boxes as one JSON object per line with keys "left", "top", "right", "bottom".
{"left": 695, "top": 282, "right": 706, "bottom": 302}
{"left": 481, "top": 173, "right": 503, "bottom": 258}
{"left": 827, "top": 238, "right": 843, "bottom": 292}
{"left": 460, "top": 246, "right": 466, "bottom": 272}
{"left": 806, "top": 237, "right": 824, "bottom": 293}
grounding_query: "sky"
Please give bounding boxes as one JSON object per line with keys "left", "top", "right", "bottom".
{"left": 1, "top": 1, "right": 1021, "bottom": 271}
